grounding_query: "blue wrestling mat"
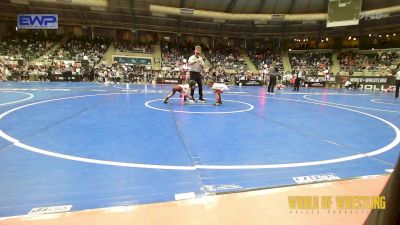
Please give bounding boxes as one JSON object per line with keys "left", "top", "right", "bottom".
{"left": 0, "top": 82, "right": 398, "bottom": 217}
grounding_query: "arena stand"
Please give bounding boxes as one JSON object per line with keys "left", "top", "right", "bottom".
{"left": 248, "top": 48, "right": 284, "bottom": 71}
{"left": 160, "top": 41, "right": 194, "bottom": 77}
{"left": 339, "top": 50, "right": 400, "bottom": 76}
{"left": 114, "top": 40, "right": 155, "bottom": 54}
{"left": 1, "top": 33, "right": 399, "bottom": 90}
{"left": 289, "top": 51, "right": 333, "bottom": 76}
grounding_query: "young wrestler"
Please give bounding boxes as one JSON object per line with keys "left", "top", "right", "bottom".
{"left": 207, "top": 80, "right": 229, "bottom": 106}
{"left": 164, "top": 80, "right": 196, "bottom": 103}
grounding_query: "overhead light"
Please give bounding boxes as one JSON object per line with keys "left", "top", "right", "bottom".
{"left": 348, "top": 36, "right": 352, "bottom": 40}
{"left": 368, "top": 34, "right": 372, "bottom": 37}
{"left": 321, "top": 40, "right": 325, "bottom": 42}
{"left": 393, "top": 33, "right": 396, "bottom": 36}
{"left": 353, "top": 37, "right": 356, "bottom": 40}
{"left": 289, "top": 49, "right": 292, "bottom": 51}
{"left": 379, "top": 34, "right": 382, "bottom": 37}
{"left": 325, "top": 37, "right": 328, "bottom": 41}
{"left": 372, "top": 48, "right": 375, "bottom": 50}
{"left": 386, "top": 34, "right": 389, "bottom": 37}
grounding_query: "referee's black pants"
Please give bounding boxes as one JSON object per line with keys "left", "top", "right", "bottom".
{"left": 395, "top": 80, "right": 400, "bottom": 99}
{"left": 268, "top": 75, "right": 277, "bottom": 93}
{"left": 293, "top": 78, "right": 301, "bottom": 91}
{"left": 190, "top": 71, "right": 204, "bottom": 100}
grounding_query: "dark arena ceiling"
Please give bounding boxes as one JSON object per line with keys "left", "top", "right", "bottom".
{"left": 0, "top": 0, "right": 399, "bottom": 38}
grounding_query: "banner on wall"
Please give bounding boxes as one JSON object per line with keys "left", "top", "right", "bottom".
{"left": 341, "top": 76, "right": 390, "bottom": 90}
{"left": 17, "top": 14, "right": 58, "bottom": 29}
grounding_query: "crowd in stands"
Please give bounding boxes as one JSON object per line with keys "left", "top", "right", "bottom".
{"left": 0, "top": 32, "right": 56, "bottom": 62}
{"left": 210, "top": 68, "right": 245, "bottom": 84}
{"left": 0, "top": 58, "right": 156, "bottom": 83}
{"left": 161, "top": 41, "right": 195, "bottom": 70}
{"left": 159, "top": 42, "right": 261, "bottom": 84}
{"left": 0, "top": 60, "right": 50, "bottom": 82}
{"left": 248, "top": 49, "right": 283, "bottom": 71}
{"left": 339, "top": 52, "right": 399, "bottom": 75}
{"left": 205, "top": 45, "right": 248, "bottom": 72}
{"left": 2, "top": 32, "right": 400, "bottom": 85}
{"left": 289, "top": 52, "right": 332, "bottom": 76}
{"left": 0, "top": 35, "right": 111, "bottom": 82}
{"left": 156, "top": 66, "right": 262, "bottom": 85}
{"left": 92, "top": 64, "right": 154, "bottom": 83}
{"left": 114, "top": 40, "right": 154, "bottom": 54}
{"left": 52, "top": 37, "right": 110, "bottom": 65}
{"left": 160, "top": 42, "right": 254, "bottom": 79}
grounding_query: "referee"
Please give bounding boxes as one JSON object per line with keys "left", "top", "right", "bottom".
{"left": 267, "top": 62, "right": 278, "bottom": 93}
{"left": 188, "top": 46, "right": 206, "bottom": 102}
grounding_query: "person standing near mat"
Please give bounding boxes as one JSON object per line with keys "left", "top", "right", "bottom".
{"left": 293, "top": 67, "right": 304, "bottom": 92}
{"left": 395, "top": 63, "right": 400, "bottom": 100}
{"left": 188, "top": 46, "right": 206, "bottom": 102}
{"left": 267, "top": 62, "right": 278, "bottom": 93}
